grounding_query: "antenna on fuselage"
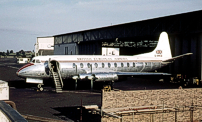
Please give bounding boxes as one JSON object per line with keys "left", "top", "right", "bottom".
{"left": 48, "top": 58, "right": 51, "bottom": 69}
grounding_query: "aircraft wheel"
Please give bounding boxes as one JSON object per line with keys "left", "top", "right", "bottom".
{"left": 103, "top": 85, "right": 111, "bottom": 92}
{"left": 37, "top": 84, "right": 44, "bottom": 91}
{"left": 37, "top": 84, "right": 42, "bottom": 89}
{"left": 39, "top": 87, "right": 44, "bottom": 91}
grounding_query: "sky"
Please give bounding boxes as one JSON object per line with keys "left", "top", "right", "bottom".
{"left": 0, "top": 0, "right": 202, "bottom": 52}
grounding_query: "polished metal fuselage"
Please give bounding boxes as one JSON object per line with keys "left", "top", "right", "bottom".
{"left": 17, "top": 60, "right": 163, "bottom": 80}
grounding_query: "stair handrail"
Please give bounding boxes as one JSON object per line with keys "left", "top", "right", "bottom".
{"left": 56, "top": 62, "right": 64, "bottom": 88}
{"left": 50, "top": 67, "right": 58, "bottom": 88}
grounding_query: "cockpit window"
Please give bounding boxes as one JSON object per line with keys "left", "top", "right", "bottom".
{"left": 36, "top": 59, "right": 41, "bottom": 63}
{"left": 133, "top": 62, "right": 136, "bottom": 67}
{"left": 31, "top": 59, "right": 35, "bottom": 63}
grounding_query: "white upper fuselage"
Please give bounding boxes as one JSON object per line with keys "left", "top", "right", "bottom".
{"left": 34, "top": 55, "right": 166, "bottom": 62}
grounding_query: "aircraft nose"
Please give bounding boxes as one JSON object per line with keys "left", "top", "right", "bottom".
{"left": 16, "top": 70, "right": 23, "bottom": 77}
{"left": 16, "top": 63, "right": 34, "bottom": 78}
{"left": 16, "top": 71, "right": 19, "bottom": 76}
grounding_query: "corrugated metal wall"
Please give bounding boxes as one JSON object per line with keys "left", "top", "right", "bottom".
{"left": 168, "top": 33, "right": 202, "bottom": 79}
{"left": 54, "top": 43, "right": 79, "bottom": 55}
{"left": 53, "top": 10, "right": 202, "bottom": 79}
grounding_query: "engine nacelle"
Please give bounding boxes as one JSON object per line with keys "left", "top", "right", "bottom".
{"left": 78, "top": 73, "right": 118, "bottom": 81}
{"left": 94, "top": 73, "right": 118, "bottom": 81}
{"left": 79, "top": 74, "right": 93, "bottom": 80}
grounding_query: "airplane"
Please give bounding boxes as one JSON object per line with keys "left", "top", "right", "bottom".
{"left": 16, "top": 32, "right": 192, "bottom": 93}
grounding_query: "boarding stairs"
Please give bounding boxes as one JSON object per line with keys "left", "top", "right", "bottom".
{"left": 50, "top": 62, "right": 63, "bottom": 93}
{"left": 52, "top": 71, "right": 63, "bottom": 93}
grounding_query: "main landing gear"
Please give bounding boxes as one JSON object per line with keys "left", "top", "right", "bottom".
{"left": 37, "top": 84, "right": 44, "bottom": 91}
{"left": 103, "top": 81, "right": 114, "bottom": 92}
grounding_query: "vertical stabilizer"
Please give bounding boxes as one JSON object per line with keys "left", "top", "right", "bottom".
{"left": 136, "top": 32, "right": 172, "bottom": 60}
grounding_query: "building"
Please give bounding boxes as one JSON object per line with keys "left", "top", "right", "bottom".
{"left": 52, "top": 10, "right": 202, "bottom": 79}
{"left": 35, "top": 37, "right": 54, "bottom": 56}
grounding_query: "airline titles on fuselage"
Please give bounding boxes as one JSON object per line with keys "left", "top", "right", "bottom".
{"left": 77, "top": 58, "right": 128, "bottom": 61}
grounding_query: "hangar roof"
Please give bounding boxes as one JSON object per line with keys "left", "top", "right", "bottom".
{"left": 53, "top": 10, "right": 202, "bottom": 44}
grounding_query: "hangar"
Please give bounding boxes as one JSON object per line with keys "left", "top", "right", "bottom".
{"left": 53, "top": 10, "right": 202, "bottom": 80}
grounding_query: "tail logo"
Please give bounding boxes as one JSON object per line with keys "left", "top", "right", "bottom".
{"left": 156, "top": 50, "right": 162, "bottom": 54}
{"left": 155, "top": 50, "right": 163, "bottom": 57}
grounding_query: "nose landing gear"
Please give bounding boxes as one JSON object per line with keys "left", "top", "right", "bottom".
{"left": 37, "top": 84, "right": 44, "bottom": 91}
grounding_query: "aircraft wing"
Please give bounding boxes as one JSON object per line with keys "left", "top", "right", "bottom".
{"left": 84, "top": 71, "right": 171, "bottom": 76}
{"left": 76, "top": 72, "right": 171, "bottom": 82}
{"left": 115, "top": 72, "right": 171, "bottom": 76}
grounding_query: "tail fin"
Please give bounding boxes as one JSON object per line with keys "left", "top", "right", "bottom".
{"left": 136, "top": 32, "right": 172, "bottom": 60}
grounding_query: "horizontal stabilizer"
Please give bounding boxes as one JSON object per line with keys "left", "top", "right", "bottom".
{"left": 162, "top": 53, "right": 193, "bottom": 62}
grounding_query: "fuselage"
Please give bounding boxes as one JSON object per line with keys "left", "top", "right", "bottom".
{"left": 16, "top": 55, "right": 166, "bottom": 80}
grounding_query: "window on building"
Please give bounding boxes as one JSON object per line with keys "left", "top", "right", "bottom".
{"left": 65, "top": 47, "right": 68, "bottom": 55}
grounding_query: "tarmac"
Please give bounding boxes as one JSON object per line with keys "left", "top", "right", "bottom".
{"left": 0, "top": 58, "right": 187, "bottom": 121}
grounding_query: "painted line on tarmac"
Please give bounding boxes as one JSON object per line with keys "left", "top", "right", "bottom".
{"left": 7, "top": 66, "right": 19, "bottom": 69}
{"left": 62, "top": 90, "right": 101, "bottom": 94}
{"left": 19, "top": 87, "right": 101, "bottom": 94}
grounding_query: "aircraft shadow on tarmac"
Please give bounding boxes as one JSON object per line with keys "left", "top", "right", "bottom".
{"left": 7, "top": 80, "right": 36, "bottom": 88}
{"left": 7, "top": 79, "right": 104, "bottom": 91}
{"left": 52, "top": 106, "right": 100, "bottom": 122}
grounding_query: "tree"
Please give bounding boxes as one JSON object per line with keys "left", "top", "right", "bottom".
{"left": 6, "top": 50, "right": 9, "bottom": 55}
{"left": 10, "top": 50, "right": 14, "bottom": 53}
{"left": 2, "top": 52, "right": 6, "bottom": 56}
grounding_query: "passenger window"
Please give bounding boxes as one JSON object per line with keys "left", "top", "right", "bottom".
{"left": 108, "top": 63, "right": 111, "bottom": 68}
{"left": 87, "top": 63, "right": 91, "bottom": 68}
{"left": 121, "top": 63, "right": 124, "bottom": 67}
{"left": 80, "top": 63, "right": 83, "bottom": 68}
{"left": 114, "top": 63, "right": 117, "bottom": 67}
{"left": 73, "top": 63, "right": 76, "bottom": 68}
{"left": 127, "top": 63, "right": 130, "bottom": 67}
{"left": 102, "top": 63, "right": 105, "bottom": 68}
{"left": 145, "top": 63, "right": 147, "bottom": 65}
{"left": 94, "top": 63, "right": 98, "bottom": 68}
{"left": 133, "top": 62, "right": 136, "bottom": 67}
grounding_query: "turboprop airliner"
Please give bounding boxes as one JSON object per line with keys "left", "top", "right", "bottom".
{"left": 16, "top": 32, "right": 192, "bottom": 92}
